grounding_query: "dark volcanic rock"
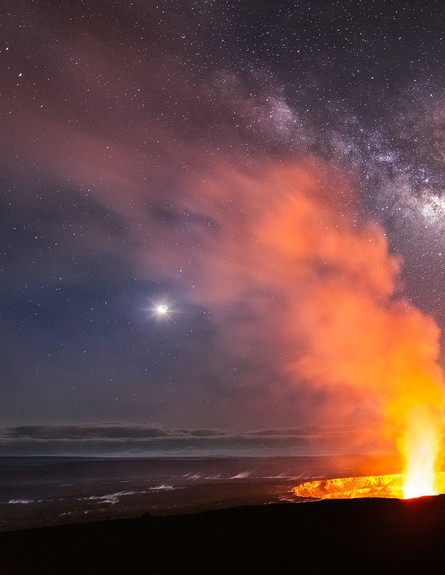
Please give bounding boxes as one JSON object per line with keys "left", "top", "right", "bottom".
{"left": 2, "top": 496, "right": 445, "bottom": 574}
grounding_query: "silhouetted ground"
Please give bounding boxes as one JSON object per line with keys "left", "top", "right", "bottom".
{"left": 2, "top": 495, "right": 445, "bottom": 574}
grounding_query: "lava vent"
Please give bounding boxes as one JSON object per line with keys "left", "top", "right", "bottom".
{"left": 292, "top": 472, "right": 445, "bottom": 500}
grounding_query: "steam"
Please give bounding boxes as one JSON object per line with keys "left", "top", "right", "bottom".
{"left": 160, "top": 156, "right": 445, "bottom": 462}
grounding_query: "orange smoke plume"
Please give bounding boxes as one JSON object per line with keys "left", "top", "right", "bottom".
{"left": 183, "top": 157, "right": 445, "bottom": 491}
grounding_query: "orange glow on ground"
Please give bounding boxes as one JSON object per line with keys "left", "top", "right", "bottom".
{"left": 292, "top": 472, "right": 445, "bottom": 500}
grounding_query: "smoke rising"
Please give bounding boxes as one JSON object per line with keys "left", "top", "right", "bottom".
{"left": 155, "top": 156, "right": 445, "bottom": 453}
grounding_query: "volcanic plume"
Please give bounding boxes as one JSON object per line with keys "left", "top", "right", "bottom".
{"left": 250, "top": 160, "right": 445, "bottom": 498}
{"left": 175, "top": 158, "right": 445, "bottom": 496}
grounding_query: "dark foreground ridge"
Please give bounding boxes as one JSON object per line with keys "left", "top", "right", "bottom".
{"left": 2, "top": 495, "right": 445, "bottom": 574}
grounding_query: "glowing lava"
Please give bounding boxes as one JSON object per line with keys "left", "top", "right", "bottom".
{"left": 292, "top": 472, "right": 445, "bottom": 500}
{"left": 292, "top": 420, "right": 445, "bottom": 501}
{"left": 399, "top": 407, "right": 442, "bottom": 498}
{"left": 292, "top": 419, "right": 445, "bottom": 501}
{"left": 292, "top": 408, "right": 445, "bottom": 501}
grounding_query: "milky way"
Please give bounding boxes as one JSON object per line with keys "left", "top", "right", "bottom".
{"left": 2, "top": 1, "right": 445, "bottom": 454}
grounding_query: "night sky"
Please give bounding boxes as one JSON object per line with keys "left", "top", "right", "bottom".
{"left": 3, "top": 0, "right": 445, "bottom": 455}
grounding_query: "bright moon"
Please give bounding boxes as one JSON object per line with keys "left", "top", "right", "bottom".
{"left": 156, "top": 304, "right": 169, "bottom": 314}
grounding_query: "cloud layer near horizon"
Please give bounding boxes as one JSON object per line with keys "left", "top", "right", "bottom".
{"left": 0, "top": 423, "right": 390, "bottom": 458}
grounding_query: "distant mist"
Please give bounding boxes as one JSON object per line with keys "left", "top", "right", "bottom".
{"left": 0, "top": 423, "right": 390, "bottom": 458}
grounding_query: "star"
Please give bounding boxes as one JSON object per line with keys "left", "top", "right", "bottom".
{"left": 156, "top": 304, "right": 169, "bottom": 315}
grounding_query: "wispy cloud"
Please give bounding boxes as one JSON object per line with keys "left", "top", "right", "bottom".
{"left": 0, "top": 423, "right": 389, "bottom": 457}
